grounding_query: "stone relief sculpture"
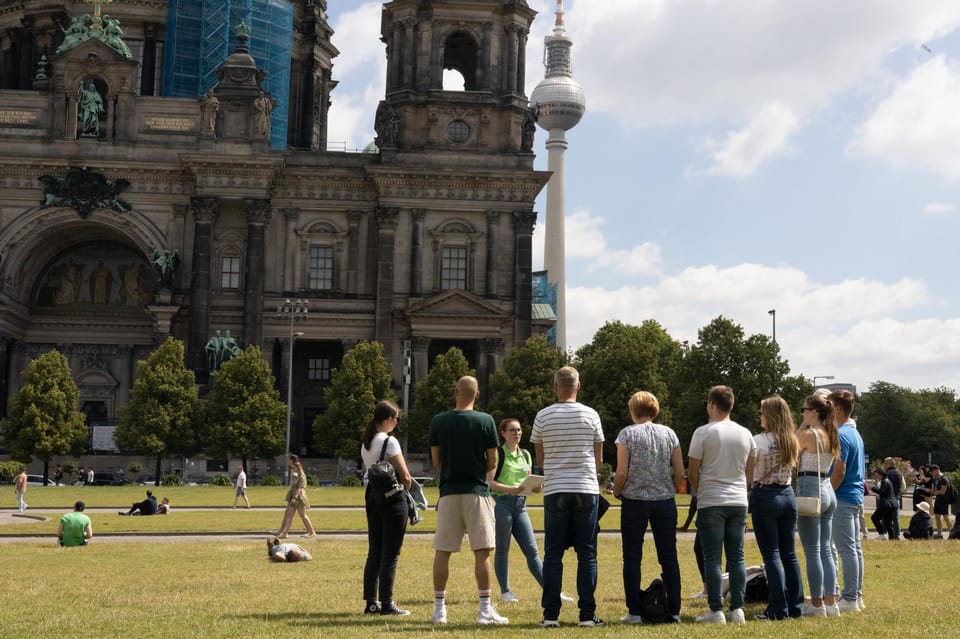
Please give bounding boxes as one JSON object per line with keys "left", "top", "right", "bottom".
{"left": 121, "top": 263, "right": 140, "bottom": 306}
{"left": 152, "top": 249, "right": 180, "bottom": 289}
{"left": 522, "top": 105, "right": 539, "bottom": 152}
{"left": 78, "top": 81, "right": 104, "bottom": 137}
{"left": 89, "top": 260, "right": 112, "bottom": 304}
{"left": 374, "top": 102, "right": 401, "bottom": 148}
{"left": 55, "top": 262, "right": 84, "bottom": 305}
{"left": 200, "top": 90, "right": 220, "bottom": 135}
{"left": 38, "top": 167, "right": 131, "bottom": 218}
{"left": 253, "top": 92, "right": 275, "bottom": 136}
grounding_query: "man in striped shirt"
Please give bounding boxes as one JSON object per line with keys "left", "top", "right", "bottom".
{"left": 530, "top": 366, "right": 605, "bottom": 628}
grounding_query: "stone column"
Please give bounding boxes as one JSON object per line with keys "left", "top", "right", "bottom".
{"left": 410, "top": 208, "right": 424, "bottom": 296}
{"left": 374, "top": 208, "right": 399, "bottom": 343}
{"left": 479, "top": 338, "right": 504, "bottom": 402}
{"left": 187, "top": 197, "right": 218, "bottom": 378}
{"left": 347, "top": 211, "right": 362, "bottom": 295}
{"left": 243, "top": 199, "right": 272, "bottom": 348}
{"left": 516, "top": 29, "right": 528, "bottom": 92}
{"left": 402, "top": 17, "right": 417, "bottom": 88}
{"left": 283, "top": 208, "right": 299, "bottom": 292}
{"left": 485, "top": 210, "right": 500, "bottom": 298}
{"left": 506, "top": 24, "right": 520, "bottom": 94}
{"left": 141, "top": 24, "right": 157, "bottom": 95}
{"left": 512, "top": 210, "right": 536, "bottom": 343}
{"left": 0, "top": 337, "right": 10, "bottom": 415}
{"left": 388, "top": 22, "right": 403, "bottom": 91}
{"left": 410, "top": 336, "right": 430, "bottom": 391}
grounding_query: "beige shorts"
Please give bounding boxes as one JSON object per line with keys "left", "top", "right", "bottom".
{"left": 433, "top": 494, "right": 496, "bottom": 552}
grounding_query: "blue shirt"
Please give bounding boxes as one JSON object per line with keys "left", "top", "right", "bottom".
{"left": 836, "top": 421, "right": 865, "bottom": 505}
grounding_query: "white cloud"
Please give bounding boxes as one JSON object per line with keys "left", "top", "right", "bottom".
{"left": 848, "top": 57, "right": 960, "bottom": 181}
{"left": 922, "top": 202, "right": 957, "bottom": 214}
{"left": 703, "top": 102, "right": 800, "bottom": 177}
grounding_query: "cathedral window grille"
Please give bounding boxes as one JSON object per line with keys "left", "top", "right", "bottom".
{"left": 440, "top": 246, "right": 468, "bottom": 290}
{"left": 220, "top": 255, "right": 241, "bottom": 290}
{"left": 307, "top": 357, "right": 330, "bottom": 381}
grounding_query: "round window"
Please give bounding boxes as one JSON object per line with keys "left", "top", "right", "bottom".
{"left": 446, "top": 119, "right": 470, "bottom": 143}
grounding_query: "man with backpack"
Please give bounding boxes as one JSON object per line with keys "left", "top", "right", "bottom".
{"left": 930, "top": 465, "right": 952, "bottom": 538}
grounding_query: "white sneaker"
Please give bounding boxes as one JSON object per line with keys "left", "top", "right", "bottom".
{"left": 500, "top": 592, "right": 519, "bottom": 603}
{"left": 727, "top": 608, "right": 745, "bottom": 625}
{"left": 876, "top": 534, "right": 887, "bottom": 540}
{"left": 560, "top": 592, "right": 575, "bottom": 603}
{"left": 801, "top": 603, "right": 827, "bottom": 617}
{"left": 837, "top": 599, "right": 860, "bottom": 614}
{"left": 824, "top": 603, "right": 840, "bottom": 617}
{"left": 695, "top": 610, "right": 726, "bottom": 624}
{"left": 857, "top": 597, "right": 865, "bottom": 611}
{"left": 539, "top": 618, "right": 560, "bottom": 628}
{"left": 430, "top": 609, "right": 447, "bottom": 624}
{"left": 688, "top": 591, "right": 708, "bottom": 599}
{"left": 477, "top": 608, "right": 509, "bottom": 625}
{"left": 620, "top": 613, "right": 644, "bottom": 624}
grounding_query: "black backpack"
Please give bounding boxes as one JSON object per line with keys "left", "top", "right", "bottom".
{"left": 637, "top": 578, "right": 672, "bottom": 624}
{"left": 744, "top": 570, "right": 769, "bottom": 603}
{"left": 366, "top": 436, "right": 403, "bottom": 504}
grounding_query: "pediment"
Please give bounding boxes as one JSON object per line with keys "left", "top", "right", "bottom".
{"left": 406, "top": 289, "right": 511, "bottom": 320}
{"left": 54, "top": 37, "right": 138, "bottom": 68}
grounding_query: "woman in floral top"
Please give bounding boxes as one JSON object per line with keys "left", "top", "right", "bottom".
{"left": 612, "top": 391, "right": 685, "bottom": 623}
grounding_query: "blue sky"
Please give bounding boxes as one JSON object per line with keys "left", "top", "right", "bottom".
{"left": 326, "top": 1, "right": 960, "bottom": 394}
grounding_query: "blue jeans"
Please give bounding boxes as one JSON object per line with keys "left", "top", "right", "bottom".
{"left": 834, "top": 500, "right": 864, "bottom": 602}
{"left": 697, "top": 505, "right": 747, "bottom": 612}
{"left": 620, "top": 498, "right": 681, "bottom": 617}
{"left": 542, "top": 492, "right": 598, "bottom": 621}
{"left": 795, "top": 477, "right": 837, "bottom": 600}
{"left": 750, "top": 485, "right": 804, "bottom": 618}
{"left": 493, "top": 494, "right": 543, "bottom": 593}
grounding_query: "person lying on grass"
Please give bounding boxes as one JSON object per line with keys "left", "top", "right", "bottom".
{"left": 267, "top": 535, "right": 312, "bottom": 562}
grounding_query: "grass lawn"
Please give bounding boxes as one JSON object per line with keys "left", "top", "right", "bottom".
{"left": 0, "top": 533, "right": 951, "bottom": 638}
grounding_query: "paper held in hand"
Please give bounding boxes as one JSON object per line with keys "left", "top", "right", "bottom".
{"left": 518, "top": 474, "right": 544, "bottom": 496}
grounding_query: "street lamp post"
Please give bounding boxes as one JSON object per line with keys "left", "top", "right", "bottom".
{"left": 277, "top": 298, "right": 308, "bottom": 484}
{"left": 813, "top": 375, "right": 835, "bottom": 388}
{"left": 768, "top": 309, "right": 776, "bottom": 350}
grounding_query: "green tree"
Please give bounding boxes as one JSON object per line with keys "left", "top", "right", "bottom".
{"left": 312, "top": 341, "right": 396, "bottom": 460}
{"left": 487, "top": 335, "right": 567, "bottom": 435}
{"left": 407, "top": 348, "right": 474, "bottom": 450}
{"left": 575, "top": 320, "right": 683, "bottom": 463}
{"left": 200, "top": 345, "right": 286, "bottom": 469}
{"left": 115, "top": 338, "right": 198, "bottom": 484}
{"left": 2, "top": 349, "right": 87, "bottom": 483}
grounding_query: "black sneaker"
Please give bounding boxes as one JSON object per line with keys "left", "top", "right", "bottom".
{"left": 578, "top": 616, "right": 605, "bottom": 627}
{"left": 381, "top": 603, "right": 411, "bottom": 616}
{"left": 363, "top": 602, "right": 380, "bottom": 614}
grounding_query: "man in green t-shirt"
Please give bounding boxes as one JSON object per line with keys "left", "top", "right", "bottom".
{"left": 428, "top": 376, "right": 506, "bottom": 626}
{"left": 58, "top": 501, "right": 93, "bottom": 547}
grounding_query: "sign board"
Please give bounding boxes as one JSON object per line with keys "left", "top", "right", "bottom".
{"left": 91, "top": 424, "right": 119, "bottom": 452}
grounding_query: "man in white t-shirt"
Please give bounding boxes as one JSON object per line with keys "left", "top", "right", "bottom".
{"left": 234, "top": 465, "right": 250, "bottom": 508}
{"left": 688, "top": 385, "right": 757, "bottom": 625}
{"left": 530, "top": 366, "right": 605, "bottom": 628}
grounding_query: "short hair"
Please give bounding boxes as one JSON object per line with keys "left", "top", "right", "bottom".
{"left": 827, "top": 389, "right": 855, "bottom": 416}
{"left": 74, "top": 501, "right": 85, "bottom": 511}
{"left": 146, "top": 490, "right": 153, "bottom": 497}
{"left": 628, "top": 391, "right": 660, "bottom": 422}
{"left": 455, "top": 375, "right": 479, "bottom": 398}
{"left": 930, "top": 464, "right": 940, "bottom": 472}
{"left": 707, "top": 385, "right": 734, "bottom": 413}
{"left": 554, "top": 366, "right": 580, "bottom": 388}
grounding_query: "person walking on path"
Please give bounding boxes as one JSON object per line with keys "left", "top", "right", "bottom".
{"left": 361, "top": 400, "right": 412, "bottom": 616}
{"left": 277, "top": 455, "right": 316, "bottom": 539}
{"left": 750, "top": 395, "right": 804, "bottom": 620}
{"left": 828, "top": 389, "right": 865, "bottom": 614}
{"left": 58, "top": 501, "right": 93, "bottom": 547}
{"left": 530, "top": 366, "right": 606, "bottom": 628}
{"left": 689, "top": 385, "right": 756, "bottom": 625}
{"left": 428, "top": 376, "right": 508, "bottom": 625}
{"left": 613, "top": 390, "right": 685, "bottom": 624}
{"left": 234, "top": 465, "right": 251, "bottom": 508}
{"left": 796, "top": 392, "right": 840, "bottom": 617}
{"left": 14, "top": 468, "right": 27, "bottom": 512}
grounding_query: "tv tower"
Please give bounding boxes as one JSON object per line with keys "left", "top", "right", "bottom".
{"left": 530, "top": 0, "right": 585, "bottom": 352}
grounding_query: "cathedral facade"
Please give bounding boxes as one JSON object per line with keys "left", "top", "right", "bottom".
{"left": 0, "top": 0, "right": 550, "bottom": 457}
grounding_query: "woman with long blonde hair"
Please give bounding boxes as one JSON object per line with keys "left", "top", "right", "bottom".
{"left": 796, "top": 392, "right": 840, "bottom": 617}
{"left": 750, "top": 395, "right": 803, "bottom": 620}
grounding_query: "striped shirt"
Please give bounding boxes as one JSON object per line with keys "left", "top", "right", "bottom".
{"left": 530, "top": 401, "right": 604, "bottom": 496}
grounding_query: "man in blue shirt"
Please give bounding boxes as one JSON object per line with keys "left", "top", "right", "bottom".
{"left": 828, "top": 390, "right": 864, "bottom": 613}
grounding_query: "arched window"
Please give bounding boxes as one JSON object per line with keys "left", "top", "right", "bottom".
{"left": 443, "top": 32, "right": 479, "bottom": 91}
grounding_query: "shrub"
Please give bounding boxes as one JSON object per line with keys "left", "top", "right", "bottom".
{"left": 421, "top": 476, "right": 438, "bottom": 487}
{"left": 598, "top": 462, "right": 613, "bottom": 487}
{"left": 162, "top": 473, "right": 183, "bottom": 486}
{"left": 127, "top": 462, "right": 143, "bottom": 474}
{"left": 210, "top": 474, "right": 232, "bottom": 486}
{"left": 306, "top": 474, "right": 322, "bottom": 487}
{"left": 61, "top": 461, "right": 78, "bottom": 476}
{"left": 0, "top": 461, "right": 21, "bottom": 483}
{"left": 339, "top": 475, "right": 361, "bottom": 487}
{"left": 261, "top": 474, "right": 281, "bottom": 486}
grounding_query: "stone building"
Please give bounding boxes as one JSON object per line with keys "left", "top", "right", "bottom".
{"left": 0, "top": 0, "right": 551, "bottom": 458}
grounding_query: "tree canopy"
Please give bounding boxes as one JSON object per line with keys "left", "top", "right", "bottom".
{"left": 487, "top": 334, "right": 567, "bottom": 436}
{"left": 312, "top": 340, "right": 396, "bottom": 460}
{"left": 408, "top": 348, "right": 474, "bottom": 450}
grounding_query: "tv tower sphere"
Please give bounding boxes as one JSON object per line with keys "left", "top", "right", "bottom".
{"left": 530, "top": 1, "right": 585, "bottom": 132}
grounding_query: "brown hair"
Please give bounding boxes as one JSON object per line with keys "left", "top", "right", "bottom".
{"left": 760, "top": 395, "right": 799, "bottom": 468}
{"left": 498, "top": 418, "right": 520, "bottom": 445}
{"left": 827, "top": 389, "right": 855, "bottom": 418}
{"left": 803, "top": 393, "right": 840, "bottom": 456}
{"left": 707, "top": 385, "right": 734, "bottom": 413}
{"left": 362, "top": 400, "right": 400, "bottom": 450}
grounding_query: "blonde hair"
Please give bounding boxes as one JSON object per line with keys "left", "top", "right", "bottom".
{"left": 761, "top": 395, "right": 799, "bottom": 468}
{"left": 628, "top": 391, "right": 660, "bottom": 422}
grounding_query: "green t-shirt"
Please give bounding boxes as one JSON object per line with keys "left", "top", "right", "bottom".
{"left": 492, "top": 445, "right": 533, "bottom": 496}
{"left": 59, "top": 511, "right": 91, "bottom": 546}
{"left": 428, "top": 409, "right": 498, "bottom": 497}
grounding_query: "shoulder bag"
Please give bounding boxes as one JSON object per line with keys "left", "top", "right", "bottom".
{"left": 796, "top": 430, "right": 822, "bottom": 517}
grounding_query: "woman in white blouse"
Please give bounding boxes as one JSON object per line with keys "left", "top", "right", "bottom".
{"left": 750, "top": 395, "right": 804, "bottom": 620}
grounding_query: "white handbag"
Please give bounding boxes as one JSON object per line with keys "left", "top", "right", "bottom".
{"left": 796, "top": 430, "right": 823, "bottom": 517}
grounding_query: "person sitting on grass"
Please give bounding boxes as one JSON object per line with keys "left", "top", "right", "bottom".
{"left": 267, "top": 535, "right": 312, "bottom": 562}
{"left": 903, "top": 501, "right": 933, "bottom": 540}
{"left": 59, "top": 501, "right": 93, "bottom": 547}
{"left": 157, "top": 497, "right": 171, "bottom": 514}
{"left": 119, "top": 490, "right": 158, "bottom": 516}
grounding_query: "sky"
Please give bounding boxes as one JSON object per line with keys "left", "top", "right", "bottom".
{"left": 325, "top": 1, "right": 960, "bottom": 395}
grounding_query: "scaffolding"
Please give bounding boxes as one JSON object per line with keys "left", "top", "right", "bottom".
{"left": 163, "top": 0, "right": 293, "bottom": 149}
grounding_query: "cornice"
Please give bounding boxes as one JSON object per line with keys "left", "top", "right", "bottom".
{"left": 366, "top": 170, "right": 550, "bottom": 204}
{"left": 180, "top": 154, "right": 285, "bottom": 200}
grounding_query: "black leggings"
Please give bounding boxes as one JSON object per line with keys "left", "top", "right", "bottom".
{"left": 681, "top": 495, "right": 698, "bottom": 529}
{"left": 363, "top": 494, "right": 408, "bottom": 605}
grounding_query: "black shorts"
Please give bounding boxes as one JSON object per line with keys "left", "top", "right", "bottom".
{"left": 934, "top": 498, "right": 949, "bottom": 515}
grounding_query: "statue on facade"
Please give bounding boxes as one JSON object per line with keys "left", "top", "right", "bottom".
{"left": 78, "top": 81, "right": 104, "bottom": 137}
{"left": 521, "top": 105, "right": 539, "bottom": 152}
{"left": 54, "top": 262, "right": 83, "bottom": 305}
{"left": 101, "top": 16, "right": 133, "bottom": 59}
{"left": 253, "top": 92, "right": 275, "bottom": 136}
{"left": 89, "top": 259, "right": 113, "bottom": 304}
{"left": 121, "top": 263, "right": 140, "bottom": 306}
{"left": 205, "top": 329, "right": 241, "bottom": 372}
{"left": 57, "top": 16, "right": 91, "bottom": 54}
{"left": 374, "top": 102, "right": 400, "bottom": 148}
{"left": 151, "top": 249, "right": 180, "bottom": 289}
{"left": 199, "top": 89, "right": 220, "bottom": 135}
{"left": 221, "top": 330, "right": 241, "bottom": 360}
